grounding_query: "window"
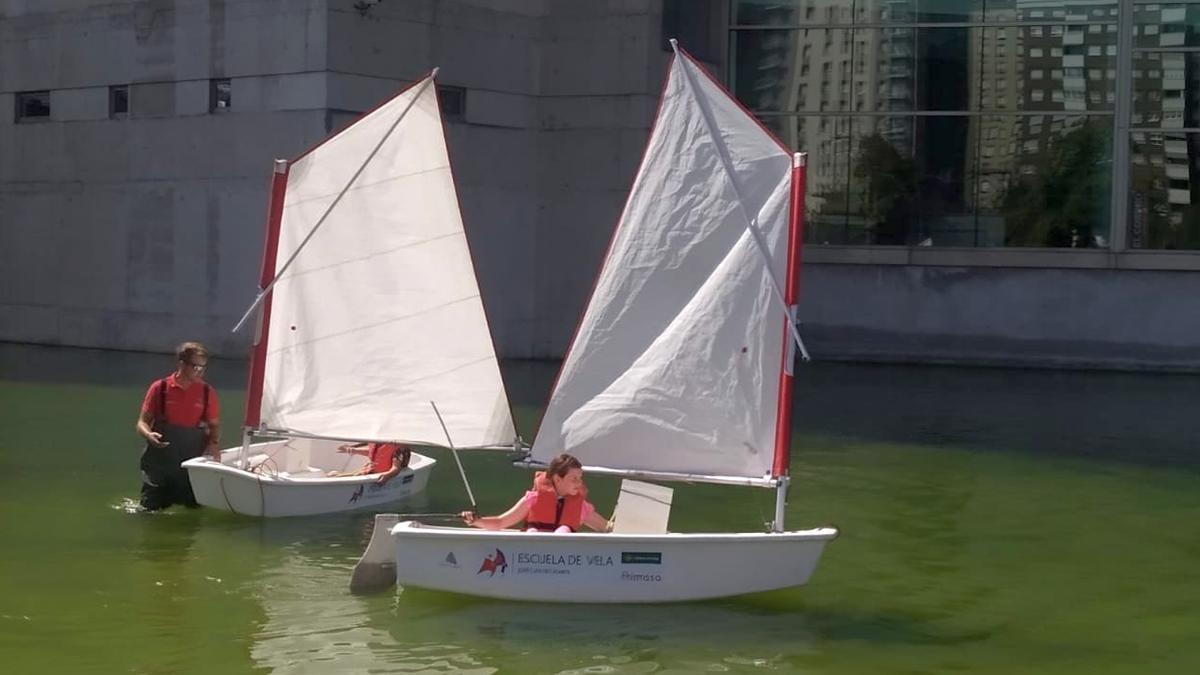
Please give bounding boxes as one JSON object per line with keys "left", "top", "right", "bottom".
{"left": 109, "top": 85, "right": 129, "bottom": 118}
{"left": 15, "top": 91, "right": 50, "bottom": 121}
{"left": 436, "top": 84, "right": 466, "bottom": 121}
{"left": 729, "top": 5, "right": 1131, "bottom": 249}
{"left": 209, "top": 78, "right": 231, "bottom": 112}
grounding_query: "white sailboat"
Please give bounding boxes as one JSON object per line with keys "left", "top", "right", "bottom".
{"left": 184, "top": 70, "right": 517, "bottom": 518}
{"left": 350, "top": 43, "right": 837, "bottom": 601}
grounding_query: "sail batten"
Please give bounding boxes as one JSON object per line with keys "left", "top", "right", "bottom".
{"left": 251, "top": 75, "right": 516, "bottom": 449}
{"left": 530, "top": 49, "right": 793, "bottom": 481}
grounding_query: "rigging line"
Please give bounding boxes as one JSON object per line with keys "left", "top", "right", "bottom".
{"left": 432, "top": 400, "right": 478, "bottom": 513}
{"left": 258, "top": 231, "right": 463, "bottom": 281}
{"left": 669, "top": 41, "right": 809, "bottom": 361}
{"left": 232, "top": 70, "right": 440, "bottom": 333}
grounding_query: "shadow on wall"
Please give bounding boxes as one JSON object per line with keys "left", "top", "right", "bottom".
{"left": 792, "top": 361, "right": 1200, "bottom": 470}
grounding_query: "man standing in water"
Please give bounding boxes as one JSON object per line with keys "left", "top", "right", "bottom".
{"left": 135, "top": 342, "right": 221, "bottom": 510}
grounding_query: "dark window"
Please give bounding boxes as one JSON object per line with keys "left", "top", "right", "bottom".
{"left": 210, "top": 78, "right": 231, "bottom": 112}
{"left": 109, "top": 85, "right": 129, "bottom": 118}
{"left": 437, "top": 85, "right": 466, "bottom": 121}
{"left": 16, "top": 91, "right": 50, "bottom": 121}
{"left": 662, "top": 0, "right": 719, "bottom": 62}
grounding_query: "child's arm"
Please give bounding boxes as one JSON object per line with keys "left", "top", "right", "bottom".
{"left": 582, "top": 510, "right": 612, "bottom": 532}
{"left": 337, "top": 442, "right": 370, "bottom": 457}
{"left": 462, "top": 497, "right": 532, "bottom": 530}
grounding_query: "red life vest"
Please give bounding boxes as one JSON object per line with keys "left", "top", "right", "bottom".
{"left": 367, "top": 443, "right": 412, "bottom": 473}
{"left": 525, "top": 471, "right": 588, "bottom": 532}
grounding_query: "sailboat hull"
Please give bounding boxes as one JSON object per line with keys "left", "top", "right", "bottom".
{"left": 379, "top": 521, "right": 837, "bottom": 603}
{"left": 182, "top": 440, "right": 435, "bottom": 518}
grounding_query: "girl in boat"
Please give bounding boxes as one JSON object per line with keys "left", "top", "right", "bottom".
{"left": 327, "top": 442, "right": 412, "bottom": 486}
{"left": 460, "top": 453, "right": 612, "bottom": 533}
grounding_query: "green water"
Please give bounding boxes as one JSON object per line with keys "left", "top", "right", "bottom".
{"left": 1, "top": 344, "right": 1197, "bottom": 674}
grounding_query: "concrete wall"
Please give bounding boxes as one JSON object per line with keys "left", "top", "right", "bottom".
{"left": 801, "top": 263, "right": 1200, "bottom": 371}
{"left": 1, "top": 0, "right": 331, "bottom": 355}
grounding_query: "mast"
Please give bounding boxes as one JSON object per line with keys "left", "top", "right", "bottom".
{"left": 771, "top": 152, "right": 806, "bottom": 532}
{"left": 243, "top": 159, "right": 289, "bottom": 431}
{"left": 772, "top": 152, "right": 806, "bottom": 478}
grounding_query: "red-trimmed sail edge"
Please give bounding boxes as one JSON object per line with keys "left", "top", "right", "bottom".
{"left": 529, "top": 52, "right": 679, "bottom": 448}
{"left": 432, "top": 73, "right": 520, "bottom": 441}
{"left": 771, "top": 154, "right": 806, "bottom": 478}
{"left": 244, "top": 160, "right": 289, "bottom": 428}
{"left": 289, "top": 69, "right": 437, "bottom": 165}
{"left": 677, "top": 47, "right": 792, "bottom": 155}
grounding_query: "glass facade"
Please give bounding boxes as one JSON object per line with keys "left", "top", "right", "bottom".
{"left": 731, "top": 0, "right": 1200, "bottom": 250}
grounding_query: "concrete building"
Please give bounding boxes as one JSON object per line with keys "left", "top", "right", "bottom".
{"left": 3, "top": 0, "right": 1200, "bottom": 371}
{"left": 1, "top": 0, "right": 724, "bottom": 359}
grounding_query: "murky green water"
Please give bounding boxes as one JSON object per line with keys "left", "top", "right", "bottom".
{"left": 1, "top": 344, "right": 1197, "bottom": 674}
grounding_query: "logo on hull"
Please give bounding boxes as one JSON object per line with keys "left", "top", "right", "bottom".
{"left": 477, "top": 549, "right": 507, "bottom": 576}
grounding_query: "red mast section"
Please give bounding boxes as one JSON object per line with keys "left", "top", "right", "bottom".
{"left": 771, "top": 153, "right": 807, "bottom": 478}
{"left": 243, "top": 159, "right": 289, "bottom": 429}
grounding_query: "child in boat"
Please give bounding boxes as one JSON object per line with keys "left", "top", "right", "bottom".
{"left": 327, "top": 442, "right": 411, "bottom": 485}
{"left": 460, "top": 453, "right": 612, "bottom": 532}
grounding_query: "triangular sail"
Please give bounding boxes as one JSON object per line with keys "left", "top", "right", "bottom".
{"left": 253, "top": 75, "right": 515, "bottom": 448}
{"left": 529, "top": 51, "right": 793, "bottom": 480}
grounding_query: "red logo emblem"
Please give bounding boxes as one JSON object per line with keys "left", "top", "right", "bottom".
{"left": 477, "top": 549, "right": 507, "bottom": 576}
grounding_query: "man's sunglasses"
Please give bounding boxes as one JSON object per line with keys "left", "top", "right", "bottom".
{"left": 186, "top": 361, "right": 208, "bottom": 372}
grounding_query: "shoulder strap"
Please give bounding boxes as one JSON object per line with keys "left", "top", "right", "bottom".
{"left": 156, "top": 378, "right": 169, "bottom": 419}
{"left": 202, "top": 383, "right": 211, "bottom": 420}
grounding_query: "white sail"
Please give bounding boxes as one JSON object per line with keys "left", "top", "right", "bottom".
{"left": 530, "top": 51, "right": 793, "bottom": 480}
{"left": 257, "top": 76, "right": 515, "bottom": 448}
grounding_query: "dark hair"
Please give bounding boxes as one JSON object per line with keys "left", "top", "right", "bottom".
{"left": 546, "top": 453, "right": 583, "bottom": 478}
{"left": 176, "top": 341, "right": 209, "bottom": 363}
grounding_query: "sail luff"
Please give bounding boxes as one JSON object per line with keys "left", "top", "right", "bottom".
{"left": 244, "top": 159, "right": 289, "bottom": 429}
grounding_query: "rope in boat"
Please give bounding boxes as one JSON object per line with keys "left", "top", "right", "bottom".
{"left": 219, "top": 475, "right": 234, "bottom": 513}
{"left": 216, "top": 457, "right": 272, "bottom": 516}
